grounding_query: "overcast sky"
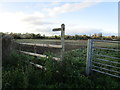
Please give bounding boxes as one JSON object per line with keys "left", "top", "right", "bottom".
{"left": 0, "top": 0, "right": 118, "bottom": 36}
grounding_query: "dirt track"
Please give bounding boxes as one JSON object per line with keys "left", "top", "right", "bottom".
{"left": 18, "top": 44, "right": 86, "bottom": 55}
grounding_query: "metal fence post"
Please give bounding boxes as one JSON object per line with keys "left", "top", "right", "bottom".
{"left": 0, "top": 34, "right": 2, "bottom": 90}
{"left": 86, "top": 39, "right": 93, "bottom": 76}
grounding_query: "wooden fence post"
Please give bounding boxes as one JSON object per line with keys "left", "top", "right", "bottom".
{"left": 34, "top": 44, "right": 36, "bottom": 53}
{"left": 86, "top": 39, "right": 93, "bottom": 76}
{"left": 52, "top": 24, "right": 65, "bottom": 61}
{"left": 61, "top": 24, "right": 65, "bottom": 61}
{"left": 19, "top": 43, "right": 21, "bottom": 54}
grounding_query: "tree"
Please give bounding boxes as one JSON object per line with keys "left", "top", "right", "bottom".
{"left": 98, "top": 33, "right": 102, "bottom": 37}
{"left": 36, "top": 34, "right": 41, "bottom": 39}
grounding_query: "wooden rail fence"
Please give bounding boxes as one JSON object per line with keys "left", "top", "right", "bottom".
{"left": 18, "top": 42, "right": 61, "bottom": 69}
{"left": 17, "top": 24, "right": 65, "bottom": 69}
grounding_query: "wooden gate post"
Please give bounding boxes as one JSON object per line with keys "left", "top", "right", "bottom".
{"left": 52, "top": 24, "right": 65, "bottom": 61}
{"left": 61, "top": 24, "right": 65, "bottom": 61}
{"left": 19, "top": 44, "right": 21, "bottom": 51}
{"left": 34, "top": 44, "right": 37, "bottom": 53}
{"left": 86, "top": 39, "right": 93, "bottom": 76}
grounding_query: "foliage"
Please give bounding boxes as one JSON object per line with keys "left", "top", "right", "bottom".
{"left": 2, "top": 48, "right": 120, "bottom": 89}
{"left": 1, "top": 32, "right": 120, "bottom": 40}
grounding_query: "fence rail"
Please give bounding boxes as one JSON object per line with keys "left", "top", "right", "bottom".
{"left": 19, "top": 50, "right": 60, "bottom": 61}
{"left": 96, "top": 58, "right": 120, "bottom": 65}
{"left": 93, "top": 40, "right": 120, "bottom": 43}
{"left": 92, "top": 69, "right": 120, "bottom": 78}
{"left": 92, "top": 61, "right": 120, "bottom": 69}
{"left": 95, "top": 54, "right": 120, "bottom": 59}
{"left": 18, "top": 44, "right": 61, "bottom": 70}
{"left": 93, "top": 47, "right": 120, "bottom": 51}
{"left": 19, "top": 43, "right": 62, "bottom": 49}
{"left": 86, "top": 39, "right": 120, "bottom": 78}
{"left": 92, "top": 65, "right": 120, "bottom": 74}
{"left": 30, "top": 62, "right": 44, "bottom": 69}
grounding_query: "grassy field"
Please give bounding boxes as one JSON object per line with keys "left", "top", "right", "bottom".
{"left": 16, "top": 39, "right": 119, "bottom": 48}
{"left": 16, "top": 39, "right": 87, "bottom": 46}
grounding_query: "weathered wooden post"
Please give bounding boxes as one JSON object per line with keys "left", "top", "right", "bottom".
{"left": 86, "top": 39, "right": 93, "bottom": 76}
{"left": 61, "top": 24, "right": 65, "bottom": 61}
{"left": 19, "top": 43, "right": 21, "bottom": 51}
{"left": 52, "top": 24, "right": 65, "bottom": 61}
{"left": 18, "top": 43, "right": 21, "bottom": 54}
{"left": 34, "top": 44, "right": 37, "bottom": 53}
{"left": 2, "top": 35, "right": 14, "bottom": 59}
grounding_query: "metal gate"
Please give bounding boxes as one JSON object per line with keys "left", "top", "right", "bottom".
{"left": 86, "top": 39, "right": 120, "bottom": 78}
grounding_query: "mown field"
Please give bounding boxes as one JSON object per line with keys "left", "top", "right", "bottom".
{"left": 2, "top": 39, "right": 120, "bottom": 88}
{"left": 16, "top": 39, "right": 119, "bottom": 48}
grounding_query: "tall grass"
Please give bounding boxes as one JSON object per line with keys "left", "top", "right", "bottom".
{"left": 2, "top": 48, "right": 120, "bottom": 89}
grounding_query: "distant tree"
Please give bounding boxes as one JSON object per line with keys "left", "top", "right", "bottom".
{"left": 0, "top": 32, "right": 5, "bottom": 37}
{"left": 111, "top": 35, "right": 115, "bottom": 39}
{"left": 75, "top": 35, "right": 80, "bottom": 40}
{"left": 82, "top": 35, "right": 88, "bottom": 40}
{"left": 36, "top": 34, "right": 41, "bottom": 39}
{"left": 1, "top": 32, "right": 119, "bottom": 40}
{"left": 65, "top": 35, "right": 70, "bottom": 40}
{"left": 98, "top": 33, "right": 102, "bottom": 37}
{"left": 43, "top": 34, "right": 45, "bottom": 39}
{"left": 55, "top": 35, "right": 58, "bottom": 39}
{"left": 92, "top": 33, "right": 97, "bottom": 39}
{"left": 54, "top": 35, "right": 60, "bottom": 39}
{"left": 31, "top": 33, "right": 36, "bottom": 39}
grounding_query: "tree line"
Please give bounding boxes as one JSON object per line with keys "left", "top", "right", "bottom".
{"left": 0, "top": 32, "right": 120, "bottom": 40}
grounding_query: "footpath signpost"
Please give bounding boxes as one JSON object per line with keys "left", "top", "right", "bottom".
{"left": 52, "top": 24, "right": 65, "bottom": 61}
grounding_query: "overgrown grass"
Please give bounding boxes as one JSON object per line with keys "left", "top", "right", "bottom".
{"left": 2, "top": 48, "right": 120, "bottom": 89}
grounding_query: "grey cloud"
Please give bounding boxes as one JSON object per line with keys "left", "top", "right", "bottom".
{"left": 44, "top": 1, "right": 102, "bottom": 17}
{"left": 31, "top": 21, "right": 55, "bottom": 25}
{"left": 23, "top": 16, "right": 55, "bottom": 25}
{"left": 66, "top": 27, "right": 104, "bottom": 35}
{"left": 23, "top": 16, "right": 41, "bottom": 22}
{"left": 31, "top": 28, "right": 53, "bottom": 36}
{"left": 33, "top": 28, "right": 51, "bottom": 32}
